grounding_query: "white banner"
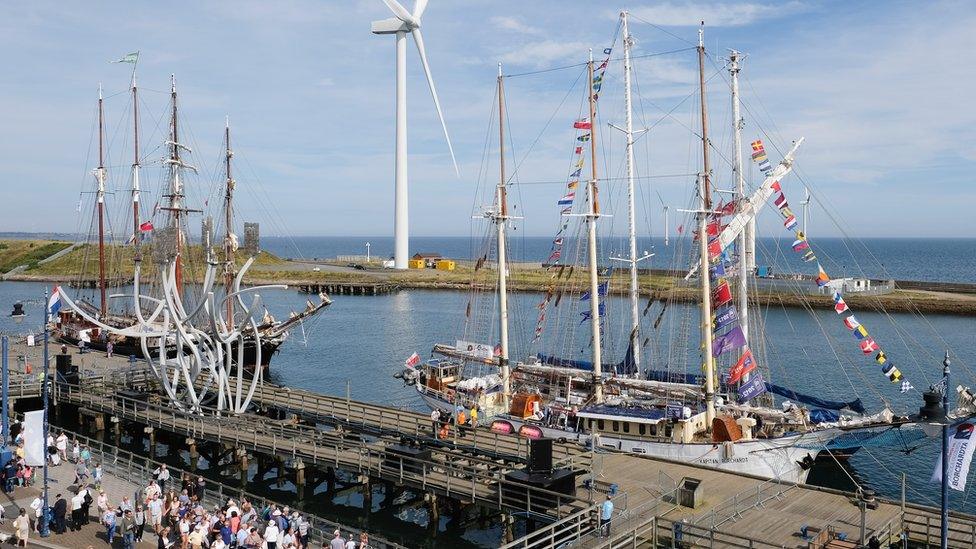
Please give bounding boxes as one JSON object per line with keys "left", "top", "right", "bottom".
{"left": 23, "top": 410, "right": 45, "bottom": 466}
{"left": 932, "top": 421, "right": 976, "bottom": 491}
{"left": 455, "top": 340, "right": 495, "bottom": 360}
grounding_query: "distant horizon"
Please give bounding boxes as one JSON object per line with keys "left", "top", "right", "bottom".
{"left": 2, "top": 231, "right": 974, "bottom": 241}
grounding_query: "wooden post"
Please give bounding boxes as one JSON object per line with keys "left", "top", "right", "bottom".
{"left": 295, "top": 458, "right": 306, "bottom": 499}
{"left": 111, "top": 416, "right": 121, "bottom": 446}
{"left": 238, "top": 449, "right": 249, "bottom": 485}
{"left": 145, "top": 426, "right": 155, "bottom": 458}
{"left": 187, "top": 437, "right": 198, "bottom": 470}
{"left": 362, "top": 475, "right": 372, "bottom": 509}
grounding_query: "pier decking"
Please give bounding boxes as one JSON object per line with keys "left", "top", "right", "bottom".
{"left": 6, "top": 340, "right": 976, "bottom": 548}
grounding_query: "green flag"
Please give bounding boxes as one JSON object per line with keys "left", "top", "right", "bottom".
{"left": 113, "top": 51, "right": 139, "bottom": 64}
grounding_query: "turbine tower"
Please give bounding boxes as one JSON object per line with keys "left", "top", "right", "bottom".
{"left": 372, "top": 0, "right": 458, "bottom": 269}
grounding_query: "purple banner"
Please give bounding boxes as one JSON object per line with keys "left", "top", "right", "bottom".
{"left": 738, "top": 372, "right": 767, "bottom": 403}
{"left": 712, "top": 326, "right": 746, "bottom": 357}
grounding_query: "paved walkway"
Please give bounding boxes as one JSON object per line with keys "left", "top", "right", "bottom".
{"left": 0, "top": 459, "right": 159, "bottom": 548}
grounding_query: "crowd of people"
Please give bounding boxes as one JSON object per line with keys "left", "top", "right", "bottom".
{"left": 1, "top": 429, "right": 373, "bottom": 548}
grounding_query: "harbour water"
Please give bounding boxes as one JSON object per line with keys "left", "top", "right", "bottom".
{"left": 264, "top": 235, "right": 976, "bottom": 283}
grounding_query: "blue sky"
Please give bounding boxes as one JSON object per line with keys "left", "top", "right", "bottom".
{"left": 1, "top": 1, "right": 973, "bottom": 239}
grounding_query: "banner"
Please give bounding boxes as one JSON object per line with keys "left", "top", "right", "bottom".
{"left": 738, "top": 372, "right": 767, "bottom": 402}
{"left": 455, "top": 340, "right": 494, "bottom": 360}
{"left": 933, "top": 422, "right": 976, "bottom": 491}
{"left": 712, "top": 326, "right": 746, "bottom": 357}
{"left": 23, "top": 409, "right": 45, "bottom": 466}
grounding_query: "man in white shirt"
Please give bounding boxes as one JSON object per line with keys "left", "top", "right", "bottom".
{"left": 330, "top": 530, "right": 346, "bottom": 549}
{"left": 70, "top": 491, "right": 85, "bottom": 531}
{"left": 263, "top": 520, "right": 280, "bottom": 549}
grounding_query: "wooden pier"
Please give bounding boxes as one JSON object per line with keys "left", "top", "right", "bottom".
{"left": 298, "top": 281, "right": 400, "bottom": 296}
{"left": 7, "top": 341, "right": 976, "bottom": 548}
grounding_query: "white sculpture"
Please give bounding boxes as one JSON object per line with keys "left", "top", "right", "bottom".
{"left": 58, "top": 256, "right": 279, "bottom": 414}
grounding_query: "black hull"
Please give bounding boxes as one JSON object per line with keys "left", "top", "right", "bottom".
{"left": 56, "top": 333, "right": 282, "bottom": 370}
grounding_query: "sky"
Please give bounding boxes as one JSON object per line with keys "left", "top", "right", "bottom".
{"left": 1, "top": 0, "right": 973, "bottom": 240}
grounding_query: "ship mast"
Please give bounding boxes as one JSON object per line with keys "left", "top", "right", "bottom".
{"left": 586, "top": 50, "right": 604, "bottom": 403}
{"left": 223, "top": 118, "right": 236, "bottom": 324}
{"left": 730, "top": 50, "right": 749, "bottom": 372}
{"left": 697, "top": 24, "right": 716, "bottom": 424}
{"left": 168, "top": 75, "right": 185, "bottom": 298}
{"left": 620, "top": 11, "right": 642, "bottom": 375}
{"left": 96, "top": 84, "right": 107, "bottom": 318}
{"left": 131, "top": 71, "right": 142, "bottom": 258}
{"left": 495, "top": 64, "right": 512, "bottom": 408}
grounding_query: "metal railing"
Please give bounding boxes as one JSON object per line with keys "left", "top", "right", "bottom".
{"left": 57, "top": 426, "right": 408, "bottom": 549}
{"left": 693, "top": 476, "right": 795, "bottom": 529}
{"left": 56, "top": 382, "right": 593, "bottom": 518}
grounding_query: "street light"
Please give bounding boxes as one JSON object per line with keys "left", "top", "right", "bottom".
{"left": 365, "top": 242, "right": 371, "bottom": 263}
{"left": 37, "top": 290, "right": 51, "bottom": 537}
{"left": 918, "top": 351, "right": 951, "bottom": 549}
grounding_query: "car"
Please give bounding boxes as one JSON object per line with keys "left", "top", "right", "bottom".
{"left": 353, "top": 264, "right": 366, "bottom": 271}
{"left": 312, "top": 267, "right": 321, "bottom": 272}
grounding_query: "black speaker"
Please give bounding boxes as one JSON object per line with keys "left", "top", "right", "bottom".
{"left": 55, "top": 354, "right": 75, "bottom": 374}
{"left": 528, "top": 438, "right": 554, "bottom": 473}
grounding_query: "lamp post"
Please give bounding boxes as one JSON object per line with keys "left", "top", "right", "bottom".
{"left": 365, "top": 242, "right": 371, "bottom": 263}
{"left": 38, "top": 289, "right": 51, "bottom": 537}
{"left": 918, "top": 351, "right": 951, "bottom": 549}
{"left": 5, "top": 303, "right": 26, "bottom": 449}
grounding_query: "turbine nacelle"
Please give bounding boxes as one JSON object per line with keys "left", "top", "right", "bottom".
{"left": 371, "top": 16, "right": 412, "bottom": 34}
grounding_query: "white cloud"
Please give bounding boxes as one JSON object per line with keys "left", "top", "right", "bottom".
{"left": 629, "top": 2, "right": 802, "bottom": 27}
{"left": 498, "top": 40, "right": 590, "bottom": 68}
{"left": 490, "top": 16, "right": 542, "bottom": 35}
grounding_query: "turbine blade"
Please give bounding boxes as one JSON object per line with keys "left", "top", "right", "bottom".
{"left": 382, "top": 0, "right": 417, "bottom": 26}
{"left": 411, "top": 28, "right": 460, "bottom": 176}
{"left": 413, "top": 0, "right": 429, "bottom": 19}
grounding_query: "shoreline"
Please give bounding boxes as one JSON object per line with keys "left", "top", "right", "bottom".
{"left": 8, "top": 270, "right": 976, "bottom": 316}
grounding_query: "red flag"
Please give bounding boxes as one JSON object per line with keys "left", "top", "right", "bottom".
{"left": 707, "top": 238, "right": 722, "bottom": 259}
{"left": 404, "top": 352, "right": 420, "bottom": 367}
{"left": 139, "top": 221, "right": 154, "bottom": 232}
{"left": 860, "top": 339, "right": 879, "bottom": 354}
{"left": 573, "top": 119, "right": 592, "bottom": 130}
{"left": 716, "top": 202, "right": 736, "bottom": 216}
{"left": 713, "top": 281, "right": 732, "bottom": 306}
{"left": 771, "top": 181, "right": 781, "bottom": 192}
{"left": 575, "top": 146, "right": 582, "bottom": 154}
{"left": 728, "top": 348, "right": 756, "bottom": 384}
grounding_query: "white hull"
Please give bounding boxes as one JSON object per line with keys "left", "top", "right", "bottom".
{"left": 418, "top": 386, "right": 831, "bottom": 484}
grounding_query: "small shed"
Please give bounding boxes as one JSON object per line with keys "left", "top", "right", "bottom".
{"left": 412, "top": 252, "right": 443, "bottom": 268}
{"left": 436, "top": 259, "right": 456, "bottom": 271}
{"left": 408, "top": 259, "right": 426, "bottom": 269}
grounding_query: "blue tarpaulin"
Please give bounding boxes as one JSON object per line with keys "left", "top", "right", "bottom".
{"left": 537, "top": 342, "right": 637, "bottom": 375}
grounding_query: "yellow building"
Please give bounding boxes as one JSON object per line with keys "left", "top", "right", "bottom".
{"left": 435, "top": 259, "right": 456, "bottom": 271}
{"left": 408, "top": 259, "right": 426, "bottom": 269}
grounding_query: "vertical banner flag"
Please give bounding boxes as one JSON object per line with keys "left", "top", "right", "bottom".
{"left": 933, "top": 422, "right": 976, "bottom": 491}
{"left": 738, "top": 372, "right": 767, "bottom": 402}
{"left": 23, "top": 409, "right": 45, "bottom": 466}
{"left": 728, "top": 348, "right": 756, "bottom": 384}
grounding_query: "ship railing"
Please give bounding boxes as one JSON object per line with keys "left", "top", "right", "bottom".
{"left": 55, "top": 382, "right": 593, "bottom": 519}
{"left": 693, "top": 476, "right": 796, "bottom": 530}
{"left": 50, "top": 424, "right": 408, "bottom": 549}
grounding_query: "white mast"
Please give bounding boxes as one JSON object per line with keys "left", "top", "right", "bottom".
{"left": 131, "top": 71, "right": 142, "bottom": 258}
{"left": 697, "top": 25, "right": 716, "bottom": 425}
{"left": 586, "top": 49, "right": 604, "bottom": 403}
{"left": 801, "top": 187, "right": 811, "bottom": 235}
{"left": 664, "top": 206, "right": 670, "bottom": 246}
{"left": 496, "top": 63, "right": 511, "bottom": 408}
{"left": 95, "top": 84, "right": 107, "bottom": 318}
{"left": 730, "top": 50, "right": 749, "bottom": 368}
{"left": 621, "top": 11, "right": 641, "bottom": 374}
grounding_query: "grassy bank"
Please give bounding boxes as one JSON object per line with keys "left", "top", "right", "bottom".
{"left": 0, "top": 240, "right": 72, "bottom": 273}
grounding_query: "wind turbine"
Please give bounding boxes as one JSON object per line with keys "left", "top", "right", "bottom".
{"left": 372, "top": 0, "right": 459, "bottom": 269}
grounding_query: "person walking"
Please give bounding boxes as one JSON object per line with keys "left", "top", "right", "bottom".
{"left": 102, "top": 506, "right": 117, "bottom": 545}
{"left": 13, "top": 508, "right": 29, "bottom": 547}
{"left": 134, "top": 504, "right": 146, "bottom": 542}
{"left": 154, "top": 464, "right": 170, "bottom": 493}
{"left": 470, "top": 405, "right": 479, "bottom": 428}
{"left": 600, "top": 494, "right": 614, "bottom": 538}
{"left": 329, "top": 530, "right": 346, "bottom": 549}
{"left": 264, "top": 519, "right": 280, "bottom": 549}
{"left": 70, "top": 490, "right": 85, "bottom": 530}
{"left": 121, "top": 509, "right": 136, "bottom": 549}
{"left": 56, "top": 432, "right": 68, "bottom": 462}
{"left": 430, "top": 409, "right": 440, "bottom": 437}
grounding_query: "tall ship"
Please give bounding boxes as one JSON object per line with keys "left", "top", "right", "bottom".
{"left": 52, "top": 65, "right": 329, "bottom": 370}
{"left": 398, "top": 16, "right": 927, "bottom": 483}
